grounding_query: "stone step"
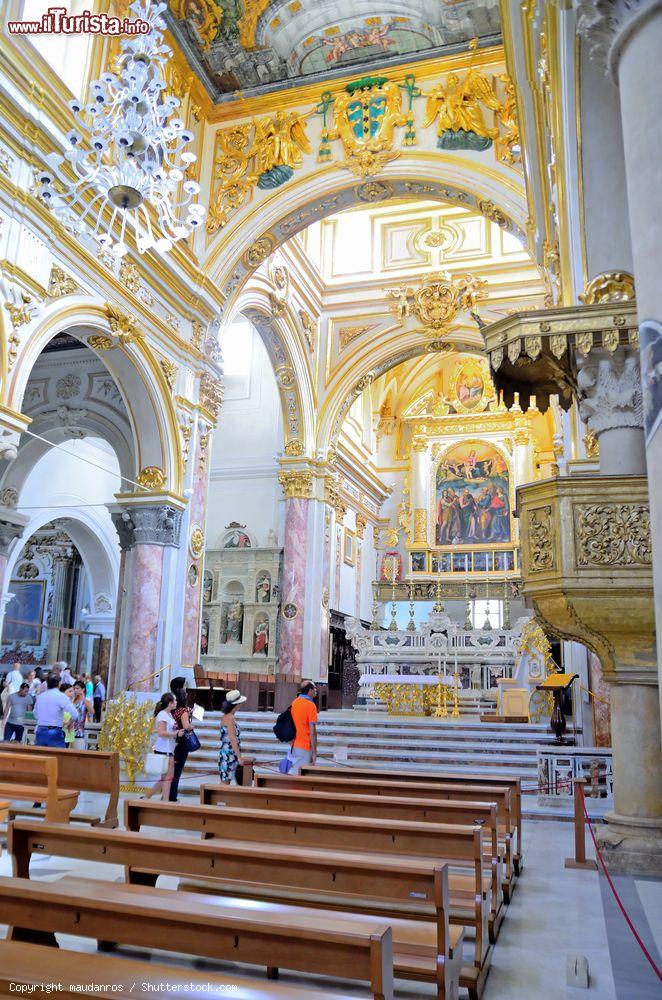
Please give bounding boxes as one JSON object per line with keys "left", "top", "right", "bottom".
{"left": 193, "top": 734, "right": 551, "bottom": 754}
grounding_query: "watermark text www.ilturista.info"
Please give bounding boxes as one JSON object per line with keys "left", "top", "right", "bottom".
{"left": 7, "top": 7, "right": 150, "bottom": 35}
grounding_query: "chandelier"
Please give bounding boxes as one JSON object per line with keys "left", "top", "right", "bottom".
{"left": 37, "top": 0, "right": 205, "bottom": 256}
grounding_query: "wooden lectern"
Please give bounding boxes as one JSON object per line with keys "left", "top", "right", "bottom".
{"left": 536, "top": 673, "right": 578, "bottom": 743}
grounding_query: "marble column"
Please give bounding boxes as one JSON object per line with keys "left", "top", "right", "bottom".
{"left": 573, "top": 343, "right": 662, "bottom": 871}
{"left": 576, "top": 0, "right": 662, "bottom": 723}
{"left": 110, "top": 502, "right": 183, "bottom": 692}
{"left": 47, "top": 550, "right": 74, "bottom": 662}
{"left": 279, "top": 493, "right": 309, "bottom": 677}
{"left": 180, "top": 424, "right": 212, "bottom": 667}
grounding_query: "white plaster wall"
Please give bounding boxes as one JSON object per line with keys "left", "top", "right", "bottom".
{"left": 207, "top": 322, "right": 284, "bottom": 548}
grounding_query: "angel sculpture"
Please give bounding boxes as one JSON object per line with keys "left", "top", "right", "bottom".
{"left": 255, "top": 111, "right": 311, "bottom": 189}
{"left": 386, "top": 285, "right": 414, "bottom": 323}
{"left": 423, "top": 64, "right": 503, "bottom": 151}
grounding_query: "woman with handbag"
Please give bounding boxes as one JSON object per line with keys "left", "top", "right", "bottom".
{"left": 169, "top": 684, "right": 198, "bottom": 802}
{"left": 145, "top": 693, "right": 180, "bottom": 800}
{"left": 218, "top": 689, "right": 247, "bottom": 785}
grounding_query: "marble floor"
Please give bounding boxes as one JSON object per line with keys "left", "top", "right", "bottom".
{"left": 0, "top": 793, "right": 660, "bottom": 999}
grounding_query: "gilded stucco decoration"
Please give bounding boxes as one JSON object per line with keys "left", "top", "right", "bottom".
{"left": 87, "top": 335, "right": 113, "bottom": 351}
{"left": 278, "top": 469, "right": 314, "bottom": 500}
{"left": 137, "top": 466, "right": 166, "bottom": 491}
{"left": 386, "top": 270, "right": 486, "bottom": 338}
{"left": 4, "top": 292, "right": 34, "bottom": 330}
{"left": 199, "top": 371, "right": 224, "bottom": 419}
{"left": 47, "top": 265, "right": 79, "bottom": 297}
{"left": 423, "top": 42, "right": 514, "bottom": 152}
{"left": 104, "top": 302, "right": 143, "bottom": 345}
{"left": 316, "top": 75, "right": 418, "bottom": 177}
{"left": 580, "top": 271, "right": 636, "bottom": 305}
{"left": 574, "top": 503, "right": 651, "bottom": 567}
{"left": 413, "top": 508, "right": 428, "bottom": 544}
{"left": 119, "top": 260, "right": 142, "bottom": 295}
{"left": 283, "top": 439, "right": 305, "bottom": 456}
{"left": 339, "top": 324, "right": 376, "bottom": 350}
{"left": 299, "top": 310, "right": 316, "bottom": 352}
{"left": 526, "top": 505, "right": 556, "bottom": 573}
{"left": 159, "top": 357, "right": 178, "bottom": 391}
{"left": 206, "top": 115, "right": 310, "bottom": 233}
{"left": 189, "top": 524, "right": 205, "bottom": 559}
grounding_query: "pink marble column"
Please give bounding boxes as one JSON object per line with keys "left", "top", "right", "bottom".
{"left": 319, "top": 506, "right": 332, "bottom": 681}
{"left": 280, "top": 497, "right": 309, "bottom": 677}
{"left": 181, "top": 431, "right": 209, "bottom": 666}
{"left": 124, "top": 544, "right": 164, "bottom": 691}
{"left": 588, "top": 651, "right": 612, "bottom": 748}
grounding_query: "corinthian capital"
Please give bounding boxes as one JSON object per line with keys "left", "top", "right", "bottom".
{"left": 575, "top": 0, "right": 662, "bottom": 78}
{"left": 576, "top": 347, "right": 644, "bottom": 435}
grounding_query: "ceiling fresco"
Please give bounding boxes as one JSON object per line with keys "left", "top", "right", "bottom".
{"left": 167, "top": 0, "right": 501, "bottom": 102}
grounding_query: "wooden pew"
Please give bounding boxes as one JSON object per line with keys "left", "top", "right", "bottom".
{"left": 9, "top": 819, "right": 463, "bottom": 1000}
{"left": 255, "top": 772, "right": 516, "bottom": 899}
{"left": 0, "top": 742, "right": 119, "bottom": 827}
{"left": 196, "top": 782, "right": 504, "bottom": 939}
{"left": 0, "top": 753, "right": 77, "bottom": 823}
{"left": 0, "top": 874, "right": 394, "bottom": 1000}
{"left": 302, "top": 765, "right": 524, "bottom": 875}
{"left": 0, "top": 940, "right": 367, "bottom": 1000}
{"left": 128, "top": 793, "right": 500, "bottom": 946}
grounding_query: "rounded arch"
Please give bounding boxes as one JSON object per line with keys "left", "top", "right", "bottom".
{"left": 224, "top": 283, "right": 316, "bottom": 457}
{"left": 5, "top": 507, "right": 119, "bottom": 614}
{"left": 202, "top": 156, "right": 529, "bottom": 314}
{"left": 6, "top": 297, "right": 182, "bottom": 493}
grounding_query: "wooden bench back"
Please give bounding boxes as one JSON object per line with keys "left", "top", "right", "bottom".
{"left": 9, "top": 818, "right": 448, "bottom": 910}
{"left": 0, "top": 874, "right": 394, "bottom": 1000}
{"left": 0, "top": 752, "right": 57, "bottom": 788}
{"left": 0, "top": 743, "right": 119, "bottom": 826}
{"left": 124, "top": 798, "right": 484, "bottom": 869}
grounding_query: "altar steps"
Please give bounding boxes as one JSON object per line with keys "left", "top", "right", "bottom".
{"left": 180, "top": 711, "right": 575, "bottom": 793}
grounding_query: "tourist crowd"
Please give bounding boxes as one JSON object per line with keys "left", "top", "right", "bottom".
{"left": 0, "top": 661, "right": 107, "bottom": 747}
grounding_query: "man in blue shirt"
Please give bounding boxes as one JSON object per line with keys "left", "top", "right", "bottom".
{"left": 34, "top": 674, "right": 73, "bottom": 747}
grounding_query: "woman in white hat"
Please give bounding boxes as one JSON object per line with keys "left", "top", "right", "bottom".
{"left": 218, "top": 689, "right": 247, "bottom": 785}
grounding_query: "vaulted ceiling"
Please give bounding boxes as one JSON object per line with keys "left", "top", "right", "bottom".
{"left": 167, "top": 0, "right": 501, "bottom": 102}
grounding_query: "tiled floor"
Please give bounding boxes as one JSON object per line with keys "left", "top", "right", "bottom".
{"left": 0, "top": 793, "right": 660, "bottom": 999}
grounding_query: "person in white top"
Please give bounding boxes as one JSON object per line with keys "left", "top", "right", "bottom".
{"left": 145, "top": 692, "right": 180, "bottom": 801}
{"left": 1, "top": 663, "right": 24, "bottom": 714}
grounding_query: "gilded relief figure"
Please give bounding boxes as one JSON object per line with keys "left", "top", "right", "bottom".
{"left": 423, "top": 41, "right": 503, "bottom": 151}
{"left": 256, "top": 111, "right": 311, "bottom": 189}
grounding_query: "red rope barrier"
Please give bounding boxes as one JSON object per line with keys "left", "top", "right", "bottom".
{"left": 578, "top": 784, "right": 662, "bottom": 983}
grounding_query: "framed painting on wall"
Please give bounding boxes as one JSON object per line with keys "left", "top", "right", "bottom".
{"left": 343, "top": 528, "right": 356, "bottom": 566}
{"left": 435, "top": 440, "right": 511, "bottom": 546}
{"left": 2, "top": 580, "right": 46, "bottom": 645}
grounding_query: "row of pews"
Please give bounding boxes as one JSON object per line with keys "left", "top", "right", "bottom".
{"left": 0, "top": 746, "right": 524, "bottom": 999}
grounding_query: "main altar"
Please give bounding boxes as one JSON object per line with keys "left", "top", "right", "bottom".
{"left": 346, "top": 603, "right": 555, "bottom": 720}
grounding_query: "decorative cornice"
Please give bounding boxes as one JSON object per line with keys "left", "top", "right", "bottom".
{"left": 574, "top": 0, "right": 662, "bottom": 80}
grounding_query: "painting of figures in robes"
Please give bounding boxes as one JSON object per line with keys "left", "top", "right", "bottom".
{"left": 435, "top": 441, "right": 510, "bottom": 545}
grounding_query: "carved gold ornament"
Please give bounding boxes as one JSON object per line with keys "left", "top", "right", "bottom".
{"left": 495, "top": 74, "right": 521, "bottom": 166}
{"left": 171, "top": 0, "right": 222, "bottom": 50}
{"left": 189, "top": 524, "right": 205, "bottom": 559}
{"left": 278, "top": 469, "right": 314, "bottom": 500}
{"left": 478, "top": 199, "right": 508, "bottom": 228}
{"left": 48, "top": 264, "right": 78, "bottom": 297}
{"left": 316, "top": 76, "right": 417, "bottom": 177}
{"left": 422, "top": 42, "right": 512, "bottom": 154}
{"left": 199, "top": 372, "right": 224, "bottom": 420}
{"left": 387, "top": 271, "right": 486, "bottom": 338}
{"left": 339, "top": 324, "right": 375, "bottom": 350}
{"left": 159, "top": 357, "right": 177, "bottom": 391}
{"left": 299, "top": 310, "right": 316, "bottom": 352}
{"left": 87, "top": 334, "right": 113, "bottom": 350}
{"left": 191, "top": 320, "right": 205, "bottom": 351}
{"left": 119, "top": 259, "right": 141, "bottom": 295}
{"left": 207, "top": 113, "right": 310, "bottom": 233}
{"left": 580, "top": 271, "right": 636, "bottom": 305}
{"left": 284, "top": 439, "right": 305, "bottom": 457}
{"left": 574, "top": 503, "right": 651, "bottom": 566}
{"left": 526, "top": 505, "right": 556, "bottom": 573}
{"left": 243, "top": 234, "right": 275, "bottom": 268}
{"left": 413, "top": 508, "right": 427, "bottom": 544}
{"left": 104, "top": 302, "right": 143, "bottom": 345}
{"left": 137, "top": 466, "right": 166, "bottom": 491}
{"left": 4, "top": 292, "right": 34, "bottom": 329}
{"left": 583, "top": 430, "right": 599, "bottom": 459}
{"left": 355, "top": 514, "right": 368, "bottom": 539}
